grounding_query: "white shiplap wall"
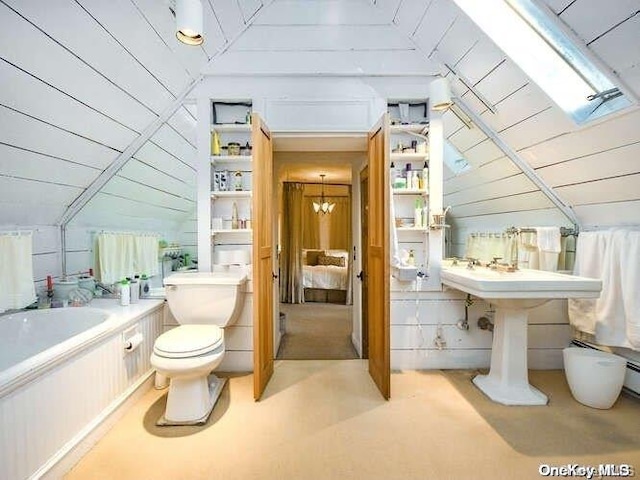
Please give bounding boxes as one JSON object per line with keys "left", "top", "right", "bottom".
{"left": 378, "top": 0, "right": 640, "bottom": 234}
{"left": 0, "top": 1, "right": 261, "bottom": 279}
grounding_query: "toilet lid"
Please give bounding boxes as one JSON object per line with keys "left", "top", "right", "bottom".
{"left": 154, "top": 325, "right": 223, "bottom": 358}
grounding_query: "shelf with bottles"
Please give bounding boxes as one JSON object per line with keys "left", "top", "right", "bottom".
{"left": 392, "top": 188, "right": 428, "bottom": 196}
{"left": 390, "top": 152, "right": 428, "bottom": 162}
{"left": 210, "top": 191, "right": 252, "bottom": 199}
{"left": 211, "top": 228, "right": 253, "bottom": 236}
{"left": 210, "top": 155, "right": 253, "bottom": 165}
{"left": 211, "top": 123, "right": 252, "bottom": 133}
{"left": 390, "top": 123, "right": 429, "bottom": 135}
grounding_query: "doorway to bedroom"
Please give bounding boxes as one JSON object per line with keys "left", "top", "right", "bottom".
{"left": 273, "top": 136, "right": 366, "bottom": 360}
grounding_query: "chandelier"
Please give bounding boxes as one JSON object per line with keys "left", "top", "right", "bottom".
{"left": 313, "top": 174, "right": 336, "bottom": 215}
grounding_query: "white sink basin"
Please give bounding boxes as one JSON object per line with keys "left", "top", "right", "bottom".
{"left": 441, "top": 266, "right": 602, "bottom": 406}
{"left": 441, "top": 267, "right": 602, "bottom": 299}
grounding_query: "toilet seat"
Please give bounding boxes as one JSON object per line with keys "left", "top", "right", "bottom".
{"left": 154, "top": 325, "right": 223, "bottom": 359}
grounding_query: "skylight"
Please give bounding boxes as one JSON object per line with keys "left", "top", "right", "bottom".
{"left": 454, "top": 0, "right": 631, "bottom": 124}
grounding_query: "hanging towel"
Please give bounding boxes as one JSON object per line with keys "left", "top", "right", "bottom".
{"left": 536, "top": 227, "right": 561, "bottom": 272}
{"left": 0, "top": 232, "right": 36, "bottom": 312}
{"left": 535, "top": 227, "right": 561, "bottom": 253}
{"left": 568, "top": 231, "right": 609, "bottom": 335}
{"left": 621, "top": 230, "right": 640, "bottom": 349}
{"left": 134, "top": 235, "right": 159, "bottom": 276}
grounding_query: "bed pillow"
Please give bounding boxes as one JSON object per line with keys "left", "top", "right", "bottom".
{"left": 318, "top": 254, "right": 346, "bottom": 267}
{"left": 305, "top": 250, "right": 323, "bottom": 266}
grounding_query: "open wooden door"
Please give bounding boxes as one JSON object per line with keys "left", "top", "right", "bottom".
{"left": 252, "top": 113, "right": 275, "bottom": 400}
{"left": 367, "top": 114, "right": 391, "bottom": 399}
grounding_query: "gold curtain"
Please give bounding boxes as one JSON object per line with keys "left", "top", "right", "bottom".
{"left": 280, "top": 182, "right": 305, "bottom": 303}
{"left": 327, "top": 195, "right": 351, "bottom": 250}
{"left": 303, "top": 197, "right": 321, "bottom": 249}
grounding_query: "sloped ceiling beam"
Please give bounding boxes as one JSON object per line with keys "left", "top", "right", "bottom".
{"left": 58, "top": 0, "right": 273, "bottom": 228}
{"left": 57, "top": 75, "right": 202, "bottom": 227}
{"left": 384, "top": 6, "right": 580, "bottom": 227}
{"left": 454, "top": 99, "right": 581, "bottom": 226}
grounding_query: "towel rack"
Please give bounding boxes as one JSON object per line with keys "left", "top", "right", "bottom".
{"left": 504, "top": 226, "right": 579, "bottom": 237}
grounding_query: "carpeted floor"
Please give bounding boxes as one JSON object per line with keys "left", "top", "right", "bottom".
{"left": 276, "top": 302, "right": 358, "bottom": 360}
{"left": 65, "top": 361, "right": 640, "bottom": 480}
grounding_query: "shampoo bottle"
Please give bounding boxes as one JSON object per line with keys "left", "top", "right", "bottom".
{"left": 231, "top": 202, "right": 239, "bottom": 229}
{"left": 390, "top": 162, "right": 397, "bottom": 188}
{"left": 211, "top": 130, "right": 221, "bottom": 156}
{"left": 422, "top": 161, "right": 429, "bottom": 192}
{"left": 120, "top": 279, "right": 130, "bottom": 306}
{"left": 130, "top": 277, "right": 139, "bottom": 304}
{"left": 414, "top": 199, "right": 423, "bottom": 228}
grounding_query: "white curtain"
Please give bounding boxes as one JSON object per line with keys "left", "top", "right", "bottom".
{"left": 96, "top": 233, "right": 159, "bottom": 284}
{"left": 0, "top": 232, "right": 36, "bottom": 312}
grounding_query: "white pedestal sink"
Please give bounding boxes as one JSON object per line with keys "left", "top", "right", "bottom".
{"left": 440, "top": 267, "right": 602, "bottom": 406}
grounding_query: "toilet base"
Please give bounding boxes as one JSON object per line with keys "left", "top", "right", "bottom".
{"left": 157, "top": 374, "right": 227, "bottom": 426}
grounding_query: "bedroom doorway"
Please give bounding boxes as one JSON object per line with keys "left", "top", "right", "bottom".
{"left": 272, "top": 138, "right": 365, "bottom": 361}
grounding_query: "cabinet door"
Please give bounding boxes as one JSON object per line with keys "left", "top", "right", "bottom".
{"left": 252, "top": 113, "right": 275, "bottom": 401}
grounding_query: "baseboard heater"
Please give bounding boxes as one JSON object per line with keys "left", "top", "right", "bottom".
{"left": 571, "top": 340, "right": 640, "bottom": 398}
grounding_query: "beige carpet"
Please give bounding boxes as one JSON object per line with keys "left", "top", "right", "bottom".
{"left": 66, "top": 362, "right": 640, "bottom": 480}
{"left": 277, "top": 303, "right": 358, "bottom": 360}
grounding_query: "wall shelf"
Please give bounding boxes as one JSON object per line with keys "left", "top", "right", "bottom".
{"left": 393, "top": 188, "right": 428, "bottom": 196}
{"left": 211, "top": 123, "right": 252, "bottom": 132}
{"left": 390, "top": 124, "right": 429, "bottom": 134}
{"left": 391, "top": 152, "right": 429, "bottom": 162}
{"left": 211, "top": 229, "right": 253, "bottom": 235}
{"left": 396, "top": 227, "right": 429, "bottom": 233}
{"left": 211, "top": 155, "right": 252, "bottom": 164}
{"left": 210, "top": 191, "right": 252, "bottom": 199}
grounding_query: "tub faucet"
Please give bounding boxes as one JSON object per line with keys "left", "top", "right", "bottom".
{"left": 95, "top": 281, "right": 115, "bottom": 295}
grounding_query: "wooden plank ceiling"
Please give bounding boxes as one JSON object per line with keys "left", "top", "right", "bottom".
{"left": 1, "top": 0, "right": 638, "bottom": 231}
{"left": 0, "top": 0, "right": 263, "bottom": 229}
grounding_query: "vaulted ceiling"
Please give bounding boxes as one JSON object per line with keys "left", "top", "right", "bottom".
{"left": 1, "top": 0, "right": 638, "bottom": 233}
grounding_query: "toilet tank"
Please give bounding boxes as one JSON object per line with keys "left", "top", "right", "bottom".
{"left": 163, "top": 272, "right": 247, "bottom": 326}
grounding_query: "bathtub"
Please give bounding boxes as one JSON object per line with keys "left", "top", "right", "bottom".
{"left": 0, "top": 300, "right": 164, "bottom": 480}
{"left": 0, "top": 308, "right": 112, "bottom": 392}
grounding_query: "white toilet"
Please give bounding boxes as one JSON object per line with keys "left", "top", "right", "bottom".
{"left": 563, "top": 347, "right": 627, "bottom": 409}
{"left": 151, "top": 271, "right": 247, "bottom": 425}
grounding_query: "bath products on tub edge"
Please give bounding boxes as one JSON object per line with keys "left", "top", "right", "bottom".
{"left": 120, "top": 279, "right": 130, "bottom": 306}
{"left": 140, "top": 274, "right": 150, "bottom": 298}
{"left": 130, "top": 276, "right": 139, "bottom": 304}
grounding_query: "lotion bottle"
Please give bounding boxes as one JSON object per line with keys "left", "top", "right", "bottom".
{"left": 422, "top": 161, "right": 429, "bottom": 192}
{"left": 414, "top": 199, "right": 423, "bottom": 228}
{"left": 120, "top": 279, "right": 130, "bottom": 306}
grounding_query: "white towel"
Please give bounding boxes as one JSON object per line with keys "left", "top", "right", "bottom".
{"left": 568, "top": 231, "right": 609, "bottom": 335}
{"left": 0, "top": 232, "right": 36, "bottom": 311}
{"left": 569, "top": 229, "right": 640, "bottom": 351}
{"left": 620, "top": 230, "right": 640, "bottom": 349}
{"left": 536, "top": 227, "right": 561, "bottom": 253}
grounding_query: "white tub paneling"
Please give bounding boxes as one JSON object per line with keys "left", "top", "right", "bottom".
{"left": 0, "top": 304, "right": 162, "bottom": 480}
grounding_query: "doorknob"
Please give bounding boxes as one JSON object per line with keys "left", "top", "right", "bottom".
{"left": 357, "top": 271, "right": 364, "bottom": 281}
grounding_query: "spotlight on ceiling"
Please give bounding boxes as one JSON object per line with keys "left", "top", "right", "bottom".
{"left": 175, "top": 0, "right": 204, "bottom": 46}
{"left": 429, "top": 76, "right": 453, "bottom": 111}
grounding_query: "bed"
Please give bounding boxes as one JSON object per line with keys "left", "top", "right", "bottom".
{"left": 302, "top": 249, "right": 350, "bottom": 304}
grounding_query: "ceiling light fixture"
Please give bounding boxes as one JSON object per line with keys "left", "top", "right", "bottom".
{"left": 175, "top": 0, "right": 204, "bottom": 46}
{"left": 429, "top": 76, "right": 453, "bottom": 111}
{"left": 313, "top": 174, "right": 335, "bottom": 215}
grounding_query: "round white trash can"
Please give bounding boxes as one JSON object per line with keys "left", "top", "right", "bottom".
{"left": 563, "top": 347, "right": 627, "bottom": 409}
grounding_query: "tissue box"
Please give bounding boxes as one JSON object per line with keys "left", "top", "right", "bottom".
{"left": 393, "top": 265, "right": 418, "bottom": 282}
